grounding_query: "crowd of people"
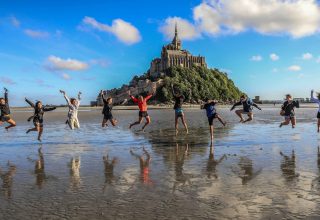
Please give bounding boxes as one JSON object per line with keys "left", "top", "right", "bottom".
{"left": 0, "top": 86, "right": 320, "bottom": 142}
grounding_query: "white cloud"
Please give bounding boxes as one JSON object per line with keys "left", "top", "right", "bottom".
{"left": 272, "top": 68, "right": 279, "bottom": 73}
{"left": 61, "top": 73, "right": 71, "bottom": 80}
{"left": 288, "top": 65, "right": 301, "bottom": 71}
{"left": 162, "top": 0, "right": 320, "bottom": 38}
{"left": 24, "top": 29, "right": 49, "bottom": 39}
{"left": 9, "top": 16, "right": 20, "bottom": 27}
{"left": 0, "top": 76, "right": 16, "bottom": 85}
{"left": 82, "top": 16, "right": 141, "bottom": 45}
{"left": 250, "top": 55, "right": 262, "bottom": 61}
{"left": 46, "top": 56, "right": 88, "bottom": 71}
{"left": 302, "top": 53, "right": 313, "bottom": 60}
{"left": 270, "top": 53, "right": 279, "bottom": 61}
{"left": 159, "top": 17, "right": 200, "bottom": 40}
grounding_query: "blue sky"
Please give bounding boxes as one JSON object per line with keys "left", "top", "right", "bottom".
{"left": 1, "top": 0, "right": 320, "bottom": 106}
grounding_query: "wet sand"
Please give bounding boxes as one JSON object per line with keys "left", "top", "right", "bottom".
{"left": 1, "top": 105, "right": 320, "bottom": 219}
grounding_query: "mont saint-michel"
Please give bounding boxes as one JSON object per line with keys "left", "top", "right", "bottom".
{"left": 97, "top": 25, "right": 241, "bottom": 105}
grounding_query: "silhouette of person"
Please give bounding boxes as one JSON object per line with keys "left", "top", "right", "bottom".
{"left": 238, "top": 157, "right": 262, "bottom": 185}
{"left": 130, "top": 147, "right": 152, "bottom": 185}
{"left": 103, "top": 154, "right": 117, "bottom": 191}
{"left": 206, "top": 143, "right": 226, "bottom": 179}
{"left": 0, "top": 162, "right": 16, "bottom": 199}
{"left": 280, "top": 150, "right": 298, "bottom": 183}
{"left": 173, "top": 143, "right": 191, "bottom": 192}
{"left": 69, "top": 157, "right": 81, "bottom": 190}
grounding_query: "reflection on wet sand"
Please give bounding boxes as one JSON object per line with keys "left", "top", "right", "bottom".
{"left": 130, "top": 147, "right": 152, "bottom": 185}
{"left": 311, "top": 147, "right": 320, "bottom": 190}
{"left": 206, "top": 143, "right": 226, "bottom": 179}
{"left": 173, "top": 143, "right": 191, "bottom": 192}
{"left": 34, "top": 147, "right": 46, "bottom": 189}
{"left": 69, "top": 157, "right": 81, "bottom": 190}
{"left": 235, "top": 157, "right": 262, "bottom": 185}
{"left": 0, "top": 162, "right": 16, "bottom": 199}
{"left": 103, "top": 154, "right": 117, "bottom": 191}
{"left": 280, "top": 150, "right": 298, "bottom": 183}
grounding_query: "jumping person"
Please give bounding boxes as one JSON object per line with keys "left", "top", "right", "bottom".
{"left": 60, "top": 90, "right": 81, "bottom": 130}
{"left": 171, "top": 84, "right": 188, "bottom": 135}
{"left": 230, "top": 95, "right": 261, "bottom": 123}
{"left": 0, "top": 88, "right": 16, "bottom": 130}
{"left": 100, "top": 90, "right": 117, "bottom": 127}
{"left": 279, "top": 94, "right": 299, "bottom": 128}
{"left": 25, "top": 98, "right": 56, "bottom": 141}
{"left": 201, "top": 98, "right": 226, "bottom": 142}
{"left": 128, "top": 90, "right": 154, "bottom": 132}
{"left": 311, "top": 90, "right": 320, "bottom": 132}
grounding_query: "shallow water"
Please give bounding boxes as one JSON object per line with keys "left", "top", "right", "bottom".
{"left": 1, "top": 106, "right": 320, "bottom": 219}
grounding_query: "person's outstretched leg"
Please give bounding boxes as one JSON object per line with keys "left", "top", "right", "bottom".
{"left": 129, "top": 117, "right": 143, "bottom": 129}
{"left": 38, "top": 127, "right": 43, "bottom": 142}
{"left": 5, "top": 119, "right": 16, "bottom": 130}
{"left": 142, "top": 116, "right": 151, "bottom": 131}
{"left": 175, "top": 115, "right": 179, "bottom": 135}
{"left": 280, "top": 118, "right": 290, "bottom": 128}
{"left": 111, "top": 119, "right": 117, "bottom": 127}
{"left": 290, "top": 117, "right": 296, "bottom": 128}
{"left": 235, "top": 110, "right": 244, "bottom": 122}
{"left": 243, "top": 113, "right": 253, "bottom": 123}
{"left": 210, "top": 125, "right": 214, "bottom": 142}
{"left": 26, "top": 127, "right": 38, "bottom": 134}
{"left": 216, "top": 115, "right": 226, "bottom": 126}
{"left": 181, "top": 114, "right": 188, "bottom": 134}
{"left": 102, "top": 119, "right": 108, "bottom": 127}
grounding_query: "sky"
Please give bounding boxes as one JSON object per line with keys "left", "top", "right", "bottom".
{"left": 1, "top": 0, "right": 320, "bottom": 106}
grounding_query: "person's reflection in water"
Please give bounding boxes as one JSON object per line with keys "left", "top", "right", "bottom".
{"left": 280, "top": 150, "right": 298, "bottom": 183}
{"left": 173, "top": 143, "right": 191, "bottom": 192}
{"left": 206, "top": 143, "right": 226, "bottom": 179}
{"left": 35, "top": 147, "right": 46, "bottom": 189}
{"left": 103, "top": 154, "right": 117, "bottom": 191}
{"left": 0, "top": 161, "right": 16, "bottom": 199}
{"left": 130, "top": 147, "right": 153, "bottom": 185}
{"left": 69, "top": 157, "right": 81, "bottom": 190}
{"left": 237, "top": 157, "right": 262, "bottom": 185}
{"left": 312, "top": 147, "right": 320, "bottom": 190}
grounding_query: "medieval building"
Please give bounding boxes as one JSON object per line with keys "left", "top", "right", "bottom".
{"left": 149, "top": 24, "right": 207, "bottom": 77}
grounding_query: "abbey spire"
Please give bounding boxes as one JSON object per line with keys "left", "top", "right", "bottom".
{"left": 172, "top": 23, "right": 181, "bottom": 50}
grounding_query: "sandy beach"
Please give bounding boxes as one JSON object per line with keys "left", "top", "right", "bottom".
{"left": 1, "top": 106, "right": 320, "bottom": 219}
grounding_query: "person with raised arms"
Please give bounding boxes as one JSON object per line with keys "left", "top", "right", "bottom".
{"left": 230, "top": 94, "right": 261, "bottom": 123}
{"left": 279, "top": 94, "right": 299, "bottom": 128}
{"left": 0, "top": 88, "right": 16, "bottom": 130}
{"left": 311, "top": 90, "right": 320, "bottom": 132}
{"left": 100, "top": 90, "right": 117, "bottom": 127}
{"left": 128, "top": 89, "right": 154, "bottom": 132}
{"left": 171, "top": 84, "right": 188, "bottom": 135}
{"left": 60, "top": 90, "right": 81, "bottom": 130}
{"left": 25, "top": 98, "right": 56, "bottom": 141}
{"left": 201, "top": 98, "right": 226, "bottom": 142}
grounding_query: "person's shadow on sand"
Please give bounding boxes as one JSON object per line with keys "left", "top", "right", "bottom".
{"left": 280, "top": 150, "right": 299, "bottom": 183}
{"left": 206, "top": 143, "right": 226, "bottom": 179}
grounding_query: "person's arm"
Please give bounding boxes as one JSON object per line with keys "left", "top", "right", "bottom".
{"left": 145, "top": 94, "right": 153, "bottom": 101}
{"left": 171, "top": 84, "right": 177, "bottom": 98}
{"left": 25, "top": 98, "right": 35, "bottom": 107}
{"left": 43, "top": 106, "right": 56, "bottom": 112}
{"left": 230, "top": 101, "right": 241, "bottom": 111}
{"left": 252, "top": 103, "right": 262, "bottom": 110}
{"left": 77, "top": 92, "right": 82, "bottom": 107}
{"left": 130, "top": 95, "right": 138, "bottom": 103}
{"left": 4, "top": 88, "right": 8, "bottom": 104}
{"left": 311, "top": 90, "right": 320, "bottom": 103}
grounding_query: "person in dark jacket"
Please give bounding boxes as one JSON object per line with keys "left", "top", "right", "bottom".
{"left": 25, "top": 98, "right": 56, "bottom": 141}
{"left": 279, "top": 94, "right": 299, "bottom": 128}
{"left": 0, "top": 88, "right": 16, "bottom": 130}
{"left": 100, "top": 90, "right": 117, "bottom": 127}
{"left": 230, "top": 95, "right": 261, "bottom": 123}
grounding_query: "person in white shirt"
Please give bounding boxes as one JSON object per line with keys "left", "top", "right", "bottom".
{"left": 60, "top": 90, "right": 81, "bottom": 130}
